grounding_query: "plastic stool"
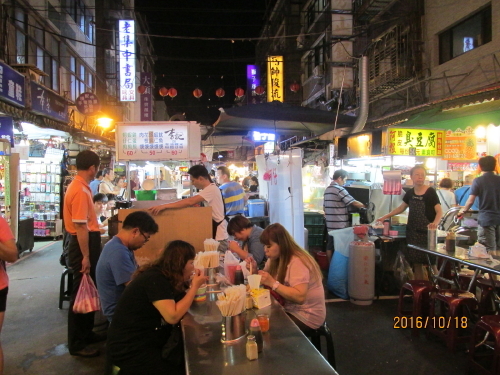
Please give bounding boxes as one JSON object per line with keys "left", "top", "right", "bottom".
{"left": 305, "top": 322, "right": 336, "bottom": 369}
{"left": 428, "top": 289, "right": 477, "bottom": 351}
{"left": 397, "top": 280, "right": 436, "bottom": 337}
{"left": 59, "top": 268, "right": 73, "bottom": 309}
{"left": 458, "top": 274, "right": 499, "bottom": 317}
{"left": 469, "top": 315, "right": 500, "bottom": 375}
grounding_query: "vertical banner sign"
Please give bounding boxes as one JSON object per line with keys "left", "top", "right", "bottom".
{"left": 246, "top": 65, "right": 261, "bottom": 104}
{"left": 118, "top": 20, "right": 136, "bottom": 102}
{"left": 267, "top": 56, "right": 283, "bottom": 102}
{"left": 387, "top": 128, "right": 445, "bottom": 156}
{"left": 0, "top": 117, "right": 14, "bottom": 147}
{"left": 140, "top": 72, "right": 152, "bottom": 121}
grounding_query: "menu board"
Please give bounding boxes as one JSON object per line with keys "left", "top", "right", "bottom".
{"left": 115, "top": 122, "right": 201, "bottom": 161}
{"left": 388, "top": 128, "right": 445, "bottom": 157}
{"left": 443, "top": 127, "right": 477, "bottom": 160}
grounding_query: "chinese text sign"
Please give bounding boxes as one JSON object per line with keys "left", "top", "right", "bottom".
{"left": 388, "top": 128, "right": 445, "bottom": 157}
{"left": 267, "top": 56, "right": 283, "bottom": 102}
{"left": 119, "top": 20, "right": 136, "bottom": 102}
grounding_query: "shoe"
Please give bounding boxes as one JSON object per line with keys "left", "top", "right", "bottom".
{"left": 87, "top": 332, "right": 107, "bottom": 344}
{"left": 70, "top": 348, "right": 100, "bottom": 358}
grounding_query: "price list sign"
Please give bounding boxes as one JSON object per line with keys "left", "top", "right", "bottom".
{"left": 116, "top": 123, "right": 191, "bottom": 161}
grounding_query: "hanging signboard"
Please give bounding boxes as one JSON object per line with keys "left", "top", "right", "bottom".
{"left": 30, "top": 82, "right": 69, "bottom": 122}
{"left": 140, "top": 72, "right": 152, "bottom": 121}
{"left": 0, "top": 62, "right": 25, "bottom": 107}
{"left": 247, "top": 65, "right": 262, "bottom": 104}
{"left": 118, "top": 20, "right": 136, "bottom": 102}
{"left": 0, "top": 117, "right": 14, "bottom": 147}
{"left": 267, "top": 56, "right": 283, "bottom": 102}
{"left": 115, "top": 121, "right": 201, "bottom": 161}
{"left": 388, "top": 128, "right": 445, "bottom": 156}
{"left": 443, "top": 127, "right": 477, "bottom": 160}
{"left": 76, "top": 92, "right": 101, "bottom": 116}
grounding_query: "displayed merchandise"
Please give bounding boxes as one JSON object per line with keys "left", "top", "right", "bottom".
{"left": 20, "top": 160, "right": 62, "bottom": 237}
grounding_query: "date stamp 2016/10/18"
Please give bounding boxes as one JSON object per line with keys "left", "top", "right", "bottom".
{"left": 394, "top": 316, "right": 468, "bottom": 329}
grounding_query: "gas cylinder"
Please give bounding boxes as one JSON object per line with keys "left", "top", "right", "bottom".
{"left": 348, "top": 226, "right": 375, "bottom": 305}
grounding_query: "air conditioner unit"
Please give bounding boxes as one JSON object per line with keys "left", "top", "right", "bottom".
{"left": 11, "top": 64, "right": 47, "bottom": 83}
{"left": 313, "top": 65, "right": 324, "bottom": 78}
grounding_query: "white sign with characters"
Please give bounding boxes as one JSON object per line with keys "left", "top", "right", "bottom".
{"left": 115, "top": 122, "right": 201, "bottom": 161}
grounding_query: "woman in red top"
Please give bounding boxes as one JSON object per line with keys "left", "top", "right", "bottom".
{"left": 0, "top": 217, "right": 19, "bottom": 374}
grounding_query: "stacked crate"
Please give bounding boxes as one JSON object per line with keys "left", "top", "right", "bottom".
{"left": 304, "top": 212, "right": 325, "bottom": 250}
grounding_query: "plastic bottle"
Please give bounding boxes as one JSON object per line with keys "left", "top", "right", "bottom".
{"left": 234, "top": 265, "right": 244, "bottom": 285}
{"left": 352, "top": 213, "right": 360, "bottom": 226}
{"left": 246, "top": 335, "right": 258, "bottom": 360}
{"left": 249, "top": 318, "right": 263, "bottom": 352}
{"left": 383, "top": 219, "right": 390, "bottom": 236}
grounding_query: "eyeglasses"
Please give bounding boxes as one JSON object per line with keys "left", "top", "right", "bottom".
{"left": 139, "top": 230, "right": 150, "bottom": 243}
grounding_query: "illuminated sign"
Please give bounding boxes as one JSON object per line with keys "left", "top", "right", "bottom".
{"left": 388, "top": 128, "right": 445, "bottom": 156}
{"left": 443, "top": 127, "right": 477, "bottom": 160}
{"left": 118, "top": 20, "right": 136, "bottom": 102}
{"left": 267, "top": 56, "right": 283, "bottom": 102}
{"left": 247, "top": 65, "right": 262, "bottom": 104}
{"left": 140, "top": 72, "right": 152, "bottom": 121}
{"left": 252, "top": 131, "right": 275, "bottom": 142}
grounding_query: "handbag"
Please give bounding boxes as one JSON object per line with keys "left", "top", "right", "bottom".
{"left": 73, "top": 274, "right": 101, "bottom": 314}
{"left": 161, "top": 323, "right": 182, "bottom": 363}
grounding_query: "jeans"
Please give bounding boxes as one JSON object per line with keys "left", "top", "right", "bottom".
{"left": 478, "top": 225, "right": 500, "bottom": 251}
{"left": 67, "top": 232, "right": 102, "bottom": 352}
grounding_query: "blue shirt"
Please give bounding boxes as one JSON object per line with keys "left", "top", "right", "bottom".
{"left": 470, "top": 172, "right": 500, "bottom": 226}
{"left": 89, "top": 179, "right": 101, "bottom": 196}
{"left": 220, "top": 181, "right": 245, "bottom": 216}
{"left": 96, "top": 236, "right": 138, "bottom": 319}
{"left": 454, "top": 185, "right": 479, "bottom": 211}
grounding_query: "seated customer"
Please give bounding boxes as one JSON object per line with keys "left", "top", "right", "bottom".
{"left": 93, "top": 193, "right": 108, "bottom": 233}
{"left": 105, "top": 194, "right": 117, "bottom": 219}
{"left": 107, "top": 240, "right": 207, "bottom": 375}
{"left": 227, "top": 215, "right": 266, "bottom": 266}
{"left": 96, "top": 211, "right": 159, "bottom": 321}
{"left": 246, "top": 223, "right": 326, "bottom": 331}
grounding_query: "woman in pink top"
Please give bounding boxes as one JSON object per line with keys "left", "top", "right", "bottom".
{"left": 247, "top": 223, "right": 326, "bottom": 331}
{"left": 0, "top": 217, "right": 19, "bottom": 374}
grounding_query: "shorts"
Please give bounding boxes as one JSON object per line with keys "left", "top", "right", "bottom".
{"left": 0, "top": 287, "right": 9, "bottom": 312}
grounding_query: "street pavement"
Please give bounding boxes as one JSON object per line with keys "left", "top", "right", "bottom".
{"left": 4, "top": 240, "right": 107, "bottom": 375}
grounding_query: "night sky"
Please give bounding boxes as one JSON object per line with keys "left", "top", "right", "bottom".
{"left": 136, "top": 1, "right": 268, "bottom": 125}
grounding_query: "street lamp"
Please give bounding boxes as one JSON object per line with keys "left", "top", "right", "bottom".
{"left": 96, "top": 117, "right": 113, "bottom": 129}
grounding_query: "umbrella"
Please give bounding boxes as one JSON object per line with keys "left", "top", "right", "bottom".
{"left": 212, "top": 101, "right": 357, "bottom": 136}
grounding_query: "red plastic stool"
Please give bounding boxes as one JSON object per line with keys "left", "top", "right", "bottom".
{"left": 458, "top": 274, "right": 499, "bottom": 317}
{"left": 468, "top": 315, "right": 500, "bottom": 375}
{"left": 397, "top": 280, "right": 436, "bottom": 337}
{"left": 428, "top": 290, "right": 477, "bottom": 351}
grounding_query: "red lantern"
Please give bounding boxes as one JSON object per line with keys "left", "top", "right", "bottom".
{"left": 254, "top": 86, "right": 265, "bottom": 95}
{"left": 159, "top": 87, "right": 168, "bottom": 97}
{"left": 138, "top": 85, "right": 147, "bottom": 94}
{"left": 235, "top": 88, "right": 245, "bottom": 98}
{"left": 215, "top": 88, "right": 225, "bottom": 98}
{"left": 290, "top": 82, "right": 300, "bottom": 93}
{"left": 193, "top": 88, "right": 203, "bottom": 98}
{"left": 168, "top": 88, "right": 177, "bottom": 98}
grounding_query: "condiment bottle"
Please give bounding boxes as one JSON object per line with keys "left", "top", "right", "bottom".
{"left": 383, "top": 219, "right": 390, "bottom": 236}
{"left": 246, "top": 335, "right": 258, "bottom": 360}
{"left": 245, "top": 294, "right": 254, "bottom": 310}
{"left": 445, "top": 231, "right": 456, "bottom": 254}
{"left": 352, "top": 213, "right": 360, "bottom": 226}
{"left": 249, "top": 318, "right": 263, "bottom": 352}
{"left": 234, "top": 265, "right": 244, "bottom": 285}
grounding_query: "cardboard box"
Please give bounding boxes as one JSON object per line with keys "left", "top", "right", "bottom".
{"left": 118, "top": 206, "right": 212, "bottom": 264}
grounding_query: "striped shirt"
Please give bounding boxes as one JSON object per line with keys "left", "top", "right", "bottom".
{"left": 219, "top": 181, "right": 245, "bottom": 216}
{"left": 323, "top": 181, "right": 355, "bottom": 230}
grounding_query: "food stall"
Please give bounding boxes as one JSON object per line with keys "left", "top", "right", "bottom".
{"left": 115, "top": 121, "right": 213, "bottom": 262}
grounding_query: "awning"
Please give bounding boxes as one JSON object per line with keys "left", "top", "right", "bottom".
{"left": 213, "top": 101, "right": 357, "bottom": 136}
{"left": 403, "top": 100, "right": 500, "bottom": 130}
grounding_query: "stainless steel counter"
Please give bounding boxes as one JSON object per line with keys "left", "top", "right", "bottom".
{"left": 181, "top": 294, "right": 338, "bottom": 375}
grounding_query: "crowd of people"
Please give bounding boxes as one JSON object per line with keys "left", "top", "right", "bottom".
{"left": 1, "top": 146, "right": 499, "bottom": 375}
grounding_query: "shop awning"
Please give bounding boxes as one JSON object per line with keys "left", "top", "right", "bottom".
{"left": 213, "top": 101, "right": 357, "bottom": 136}
{"left": 403, "top": 100, "right": 500, "bottom": 130}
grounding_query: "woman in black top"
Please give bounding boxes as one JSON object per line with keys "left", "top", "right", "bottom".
{"left": 107, "top": 240, "right": 207, "bottom": 375}
{"left": 378, "top": 166, "right": 443, "bottom": 279}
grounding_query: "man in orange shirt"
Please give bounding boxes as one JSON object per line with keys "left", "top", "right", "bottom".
{"left": 63, "top": 150, "right": 103, "bottom": 357}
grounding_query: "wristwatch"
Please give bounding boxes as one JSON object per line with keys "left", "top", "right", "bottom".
{"left": 272, "top": 281, "right": 280, "bottom": 291}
